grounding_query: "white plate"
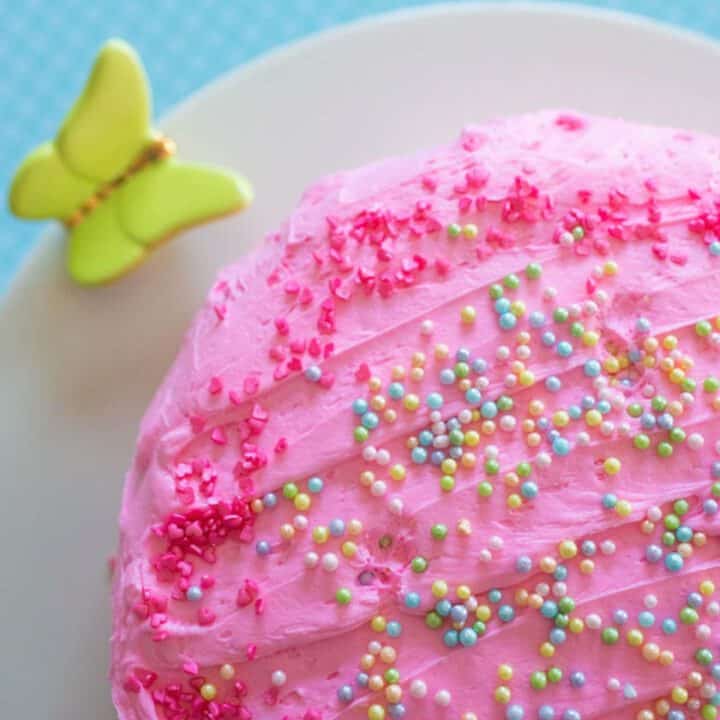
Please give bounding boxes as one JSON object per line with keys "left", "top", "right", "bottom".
{"left": 2, "top": 4, "right": 720, "bottom": 717}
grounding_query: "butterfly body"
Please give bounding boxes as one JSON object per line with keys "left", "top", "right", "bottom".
{"left": 9, "top": 40, "right": 252, "bottom": 285}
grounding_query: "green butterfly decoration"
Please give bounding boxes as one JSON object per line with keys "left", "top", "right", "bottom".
{"left": 8, "top": 39, "right": 253, "bottom": 285}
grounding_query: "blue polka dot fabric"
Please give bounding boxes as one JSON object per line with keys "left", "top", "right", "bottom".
{"left": 2, "top": 0, "right": 719, "bottom": 293}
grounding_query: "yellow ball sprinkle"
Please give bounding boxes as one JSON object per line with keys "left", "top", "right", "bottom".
{"left": 360, "top": 654, "right": 375, "bottom": 670}
{"left": 463, "top": 223, "right": 479, "bottom": 239}
{"left": 403, "top": 394, "right": 420, "bottom": 411}
{"left": 636, "top": 710, "right": 654, "bottom": 720}
{"left": 663, "top": 335, "right": 678, "bottom": 351}
{"left": 700, "top": 580, "right": 715, "bottom": 596}
{"left": 582, "top": 330, "right": 599, "bottom": 347}
{"left": 642, "top": 643, "right": 660, "bottom": 662}
{"left": 494, "top": 686, "right": 511, "bottom": 704}
{"left": 294, "top": 493, "right": 311, "bottom": 511}
{"left": 603, "top": 260, "right": 619, "bottom": 276}
{"left": 461, "top": 305, "right": 477, "bottom": 324}
{"left": 441, "top": 458, "right": 457, "bottom": 475}
{"left": 368, "top": 703, "right": 386, "bottom": 720}
{"left": 279, "top": 523, "right": 295, "bottom": 540}
{"left": 659, "top": 650, "right": 674, "bottom": 667}
{"left": 604, "top": 356, "right": 620, "bottom": 374}
{"left": 348, "top": 519, "right": 363, "bottom": 535}
{"left": 457, "top": 584, "right": 471, "bottom": 600}
{"left": 558, "top": 540, "right": 578, "bottom": 559}
{"left": 616, "top": 500, "right": 632, "bottom": 518}
{"left": 643, "top": 356, "right": 657, "bottom": 369}
{"left": 371, "top": 616, "right": 387, "bottom": 632}
{"left": 386, "top": 684, "right": 402, "bottom": 703}
{"left": 476, "top": 605, "right": 491, "bottom": 622}
{"left": 522, "top": 419, "right": 535, "bottom": 433}
{"left": 368, "top": 376, "right": 382, "bottom": 392}
{"left": 579, "top": 559, "right": 595, "bottom": 575}
{"left": 200, "top": 684, "right": 217, "bottom": 701}
{"left": 643, "top": 337, "right": 658, "bottom": 352}
{"left": 432, "top": 580, "right": 449, "bottom": 598}
{"left": 518, "top": 370, "right": 535, "bottom": 386}
{"left": 434, "top": 343, "right": 450, "bottom": 359}
{"left": 380, "top": 645, "right": 397, "bottom": 664}
{"left": 464, "top": 430, "right": 480, "bottom": 447}
{"left": 627, "top": 629, "right": 644, "bottom": 647}
{"left": 585, "top": 409, "right": 602, "bottom": 427}
{"left": 660, "top": 357, "right": 674, "bottom": 373}
{"left": 569, "top": 617, "right": 584, "bottom": 634}
{"left": 390, "top": 464, "right": 406, "bottom": 481}
{"left": 312, "top": 526, "right": 329, "bottom": 543}
{"left": 669, "top": 368, "right": 685, "bottom": 384}
{"left": 540, "top": 642, "right": 555, "bottom": 658}
{"left": 510, "top": 300, "right": 526, "bottom": 317}
{"left": 219, "top": 664, "right": 235, "bottom": 680}
{"left": 553, "top": 411, "right": 570, "bottom": 428}
{"left": 342, "top": 541, "right": 357, "bottom": 558}
{"left": 507, "top": 494, "right": 522, "bottom": 510}
{"left": 671, "top": 686, "right": 688, "bottom": 704}
{"left": 498, "top": 664, "right": 513, "bottom": 681}
{"left": 603, "top": 457, "right": 621, "bottom": 475}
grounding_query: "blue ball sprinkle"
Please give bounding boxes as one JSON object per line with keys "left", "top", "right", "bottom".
{"left": 541, "top": 600, "right": 559, "bottom": 619}
{"left": 541, "top": 331, "right": 556, "bottom": 347}
{"left": 563, "top": 711, "right": 581, "bottom": 720}
{"left": 411, "top": 447, "right": 428, "bottom": 464}
{"left": 645, "top": 544, "right": 663, "bottom": 563}
{"left": 546, "top": 429, "right": 560, "bottom": 443}
{"left": 549, "top": 628, "right": 566, "bottom": 645}
{"left": 472, "top": 358, "right": 488, "bottom": 373}
{"left": 495, "top": 298, "right": 512, "bottom": 314}
{"left": 465, "top": 388, "right": 482, "bottom": 405}
{"left": 498, "top": 604, "right": 516, "bottom": 622}
{"left": 430, "top": 450, "right": 445, "bottom": 466}
{"left": 521, "top": 482, "right": 539, "bottom": 500}
{"left": 662, "top": 618, "right": 677, "bottom": 635}
{"left": 640, "top": 413, "right": 657, "bottom": 430}
{"left": 583, "top": 360, "right": 601, "bottom": 377}
{"left": 447, "top": 417, "right": 461, "bottom": 431}
{"left": 556, "top": 341, "right": 573, "bottom": 357}
{"left": 581, "top": 395, "right": 595, "bottom": 410}
{"left": 602, "top": 493, "right": 617, "bottom": 510}
{"left": 636, "top": 317, "right": 651, "bottom": 333}
{"left": 459, "top": 627, "right": 478, "bottom": 647}
{"left": 404, "top": 592, "right": 421, "bottom": 609}
{"left": 481, "top": 401, "right": 498, "bottom": 419}
{"left": 418, "top": 430, "right": 434, "bottom": 446}
{"left": 426, "top": 392, "right": 444, "bottom": 409}
{"left": 581, "top": 540, "right": 596, "bottom": 557}
{"left": 450, "top": 605, "right": 468, "bottom": 624}
{"left": 704, "top": 499, "right": 718, "bottom": 515}
{"left": 711, "top": 664, "right": 720, "bottom": 680}
{"left": 536, "top": 417, "right": 550, "bottom": 431}
{"left": 676, "top": 525, "right": 693, "bottom": 543}
{"left": 538, "top": 706, "right": 556, "bottom": 720}
{"left": 356, "top": 672, "right": 369, "bottom": 687}
{"left": 687, "top": 592, "right": 703, "bottom": 609}
{"left": 440, "top": 369, "right": 456, "bottom": 385}
{"left": 456, "top": 348, "right": 471, "bottom": 362}
{"left": 569, "top": 671, "right": 585, "bottom": 688}
{"left": 712, "top": 461, "right": 720, "bottom": 479}
{"left": 388, "top": 703, "right": 406, "bottom": 719}
{"left": 613, "top": 609, "right": 628, "bottom": 626}
{"left": 657, "top": 412, "right": 674, "bottom": 430}
{"left": 386, "top": 620, "right": 402, "bottom": 637}
{"left": 488, "top": 589, "right": 503, "bottom": 603}
{"left": 449, "top": 446, "right": 463, "bottom": 460}
{"left": 546, "top": 376, "right": 562, "bottom": 392}
{"left": 263, "top": 492, "right": 278, "bottom": 508}
{"left": 337, "top": 685, "right": 354, "bottom": 703}
{"left": 256, "top": 540, "right": 271, "bottom": 556}
{"left": 668, "top": 711, "right": 685, "bottom": 720}
{"left": 329, "top": 519, "right": 345, "bottom": 537}
{"left": 554, "top": 565, "right": 568, "bottom": 581}
{"left": 530, "top": 311, "right": 546, "bottom": 328}
{"left": 352, "top": 398, "right": 368, "bottom": 415}
{"left": 186, "top": 586, "right": 203, "bottom": 602}
{"left": 710, "top": 240, "right": 720, "bottom": 256}
{"left": 552, "top": 437, "right": 571, "bottom": 456}
{"left": 304, "top": 365, "right": 322, "bottom": 382}
{"left": 436, "top": 599, "right": 452, "bottom": 617}
{"left": 568, "top": 405, "right": 582, "bottom": 420}
{"left": 638, "top": 611, "right": 655, "bottom": 628}
{"left": 665, "top": 552, "right": 684, "bottom": 572}
{"left": 361, "top": 411, "right": 379, "bottom": 429}
{"left": 506, "top": 705, "right": 525, "bottom": 720}
{"left": 596, "top": 400, "right": 611, "bottom": 415}
{"left": 516, "top": 555, "right": 533, "bottom": 572}
{"left": 443, "top": 629, "right": 459, "bottom": 648}
{"left": 388, "top": 382, "right": 405, "bottom": 399}
{"left": 307, "top": 476, "right": 323, "bottom": 494}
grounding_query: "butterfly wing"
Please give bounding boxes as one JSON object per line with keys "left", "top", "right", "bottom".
{"left": 9, "top": 142, "right": 93, "bottom": 220}
{"left": 56, "top": 39, "right": 152, "bottom": 183}
{"left": 66, "top": 198, "right": 145, "bottom": 285}
{"left": 116, "top": 158, "right": 253, "bottom": 246}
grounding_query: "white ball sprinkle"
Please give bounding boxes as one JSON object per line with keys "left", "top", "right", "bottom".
{"left": 485, "top": 445, "right": 499, "bottom": 459}
{"left": 479, "top": 549, "right": 493, "bottom": 563}
{"left": 535, "top": 582, "right": 550, "bottom": 597}
{"left": 271, "top": 670, "right": 287, "bottom": 687}
{"left": 370, "top": 480, "right": 387, "bottom": 497}
{"left": 293, "top": 515, "right": 308, "bottom": 531}
{"left": 643, "top": 594, "right": 658, "bottom": 609}
{"left": 535, "top": 452, "right": 552, "bottom": 469}
{"left": 575, "top": 431, "right": 591, "bottom": 446}
{"left": 552, "top": 582, "right": 568, "bottom": 598}
{"left": 410, "top": 680, "right": 427, "bottom": 698}
{"left": 600, "top": 540, "right": 616, "bottom": 555}
{"left": 488, "top": 535, "right": 504, "bottom": 551}
{"left": 429, "top": 410, "right": 442, "bottom": 423}
{"left": 708, "top": 601, "right": 720, "bottom": 617}
{"left": 375, "top": 449, "right": 390, "bottom": 466}
{"left": 321, "top": 553, "right": 339, "bottom": 572}
{"left": 420, "top": 319, "right": 434, "bottom": 336}
{"left": 388, "top": 497, "right": 404, "bottom": 515}
{"left": 586, "top": 613, "right": 602, "bottom": 630}
{"left": 304, "top": 552, "right": 319, "bottom": 569}
{"left": 434, "top": 689, "right": 451, "bottom": 706}
{"left": 607, "top": 677, "right": 621, "bottom": 691}
{"left": 647, "top": 506, "right": 662, "bottom": 522}
{"left": 368, "top": 640, "right": 382, "bottom": 654}
{"left": 696, "top": 624, "right": 712, "bottom": 641}
{"left": 362, "top": 445, "right": 377, "bottom": 462}
{"left": 688, "top": 433, "right": 704, "bottom": 451}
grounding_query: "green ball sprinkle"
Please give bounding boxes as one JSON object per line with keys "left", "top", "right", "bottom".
{"left": 554, "top": 613, "right": 569, "bottom": 629}
{"left": 682, "top": 377, "right": 697, "bottom": 393}
{"left": 477, "top": 481, "right": 493, "bottom": 498}
{"left": 696, "top": 320, "right": 713, "bottom": 337}
{"left": 497, "top": 395, "right": 514, "bottom": 411}
{"left": 354, "top": 426, "right": 369, "bottom": 443}
{"left": 627, "top": 403, "right": 643, "bottom": 418}
{"left": 440, "top": 475, "right": 455, "bottom": 492}
{"left": 503, "top": 273, "right": 520, "bottom": 290}
{"left": 680, "top": 607, "right": 699, "bottom": 625}
{"left": 696, "top": 648, "right": 714, "bottom": 666}
{"left": 517, "top": 461, "right": 532, "bottom": 478}
{"left": 572, "top": 225, "right": 585, "bottom": 240}
{"left": 431, "top": 523, "right": 448, "bottom": 540}
{"left": 282, "top": 482, "right": 298, "bottom": 500}
{"left": 673, "top": 499, "right": 689, "bottom": 516}
{"left": 558, "top": 597, "right": 575, "bottom": 614}
{"left": 526, "top": 262, "right": 542, "bottom": 280}
{"left": 570, "top": 321, "right": 585, "bottom": 338}
{"left": 449, "top": 429, "right": 465, "bottom": 446}
{"left": 662, "top": 531, "right": 676, "bottom": 547}
{"left": 701, "top": 704, "right": 717, "bottom": 720}
{"left": 547, "top": 667, "right": 563, "bottom": 684}
{"left": 485, "top": 459, "right": 500, "bottom": 475}
{"left": 454, "top": 362, "right": 470, "bottom": 379}
{"left": 530, "top": 671, "right": 548, "bottom": 690}
{"left": 425, "top": 611, "right": 442, "bottom": 629}
{"left": 411, "top": 556, "right": 428, "bottom": 573}
{"left": 669, "top": 427, "right": 686, "bottom": 444}
{"left": 335, "top": 588, "right": 352, "bottom": 605}
{"left": 602, "top": 627, "right": 619, "bottom": 645}
{"left": 384, "top": 668, "right": 400, "bottom": 684}
{"left": 651, "top": 395, "right": 667, "bottom": 412}
{"left": 664, "top": 513, "right": 680, "bottom": 531}
{"left": 553, "top": 307, "right": 569, "bottom": 324}
{"left": 712, "top": 482, "right": 720, "bottom": 499}
{"left": 656, "top": 441, "right": 673, "bottom": 458}
{"left": 447, "top": 223, "right": 462, "bottom": 238}
{"left": 633, "top": 434, "right": 650, "bottom": 450}
{"left": 704, "top": 376, "right": 720, "bottom": 393}
{"left": 489, "top": 283, "right": 504, "bottom": 300}
{"left": 473, "top": 620, "right": 487, "bottom": 636}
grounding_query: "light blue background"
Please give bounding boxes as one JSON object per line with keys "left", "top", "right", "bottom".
{"left": 2, "top": 0, "right": 719, "bottom": 293}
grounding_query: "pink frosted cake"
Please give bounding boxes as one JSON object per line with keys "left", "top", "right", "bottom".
{"left": 111, "top": 111, "right": 720, "bottom": 720}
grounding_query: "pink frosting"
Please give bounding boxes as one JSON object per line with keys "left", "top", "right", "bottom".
{"left": 111, "top": 111, "right": 720, "bottom": 720}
